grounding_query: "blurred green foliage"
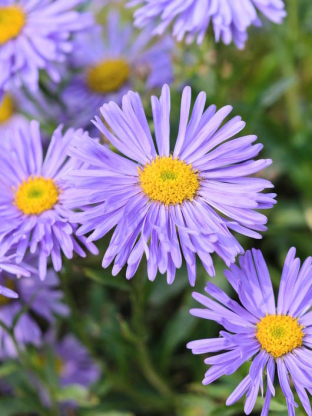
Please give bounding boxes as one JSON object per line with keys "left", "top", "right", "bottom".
{"left": 1, "top": 0, "right": 312, "bottom": 415}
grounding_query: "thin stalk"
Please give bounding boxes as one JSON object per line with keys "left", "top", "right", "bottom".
{"left": 276, "top": 0, "right": 302, "bottom": 132}
{"left": 129, "top": 264, "right": 174, "bottom": 401}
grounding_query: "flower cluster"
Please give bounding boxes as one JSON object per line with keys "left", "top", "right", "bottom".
{"left": 1, "top": 1, "right": 310, "bottom": 416}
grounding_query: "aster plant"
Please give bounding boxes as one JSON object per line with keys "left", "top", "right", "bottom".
{"left": 128, "top": 0, "right": 286, "bottom": 49}
{"left": 61, "top": 11, "right": 173, "bottom": 130}
{"left": 188, "top": 248, "right": 312, "bottom": 415}
{"left": 63, "top": 84, "right": 276, "bottom": 285}
{"left": 0, "top": 120, "right": 98, "bottom": 279}
{"left": 0, "top": 0, "right": 94, "bottom": 93}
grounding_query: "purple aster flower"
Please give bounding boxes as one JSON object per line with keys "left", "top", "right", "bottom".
{"left": 187, "top": 248, "right": 312, "bottom": 416}
{"left": 32, "top": 333, "right": 100, "bottom": 408}
{"left": 0, "top": 120, "right": 99, "bottom": 279}
{"left": 0, "top": 267, "right": 69, "bottom": 358}
{"left": 0, "top": 0, "right": 94, "bottom": 93}
{"left": 63, "top": 84, "right": 276, "bottom": 285}
{"left": 54, "top": 335, "right": 100, "bottom": 388}
{"left": 61, "top": 11, "right": 173, "bottom": 130}
{"left": 128, "top": 0, "right": 286, "bottom": 49}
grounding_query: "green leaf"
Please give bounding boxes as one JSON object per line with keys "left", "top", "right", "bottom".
{"left": 0, "top": 398, "right": 44, "bottom": 415}
{"left": 84, "top": 268, "right": 130, "bottom": 291}
{"left": 55, "top": 384, "right": 99, "bottom": 407}
{"left": 268, "top": 399, "right": 288, "bottom": 412}
{"left": 82, "top": 412, "right": 134, "bottom": 416}
{"left": 160, "top": 305, "right": 197, "bottom": 369}
{"left": 0, "top": 361, "right": 18, "bottom": 378}
{"left": 260, "top": 77, "right": 297, "bottom": 107}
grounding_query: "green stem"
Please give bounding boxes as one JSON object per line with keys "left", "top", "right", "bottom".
{"left": 288, "top": 0, "right": 299, "bottom": 42}
{"left": 107, "top": 369, "right": 173, "bottom": 412}
{"left": 130, "top": 266, "right": 174, "bottom": 400}
{"left": 276, "top": 0, "right": 302, "bottom": 132}
{"left": 135, "top": 340, "right": 173, "bottom": 397}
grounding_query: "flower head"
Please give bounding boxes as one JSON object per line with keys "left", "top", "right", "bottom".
{"left": 0, "top": 266, "right": 69, "bottom": 358}
{"left": 54, "top": 335, "right": 100, "bottom": 388}
{"left": 128, "top": 0, "right": 286, "bottom": 49}
{"left": 0, "top": 0, "right": 94, "bottom": 92}
{"left": 61, "top": 11, "right": 173, "bottom": 130}
{"left": 187, "top": 248, "right": 312, "bottom": 415}
{"left": 63, "top": 84, "right": 275, "bottom": 285}
{"left": 0, "top": 120, "right": 98, "bottom": 279}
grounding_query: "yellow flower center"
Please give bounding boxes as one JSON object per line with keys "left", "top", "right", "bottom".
{"left": 0, "top": 279, "right": 16, "bottom": 307}
{"left": 139, "top": 156, "right": 200, "bottom": 205}
{"left": 0, "top": 6, "right": 26, "bottom": 45}
{"left": 87, "top": 59, "right": 130, "bottom": 94}
{"left": 256, "top": 314, "right": 304, "bottom": 359}
{"left": 14, "top": 176, "right": 59, "bottom": 215}
{"left": 0, "top": 94, "right": 14, "bottom": 123}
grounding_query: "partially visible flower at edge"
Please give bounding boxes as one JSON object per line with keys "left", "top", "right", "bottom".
{"left": 0, "top": 0, "right": 94, "bottom": 93}
{"left": 188, "top": 248, "right": 312, "bottom": 416}
{"left": 0, "top": 120, "right": 99, "bottom": 279}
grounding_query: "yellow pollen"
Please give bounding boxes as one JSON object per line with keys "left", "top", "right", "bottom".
{"left": 87, "top": 59, "right": 130, "bottom": 94}
{"left": 0, "top": 94, "right": 14, "bottom": 123}
{"left": 256, "top": 314, "right": 304, "bottom": 359}
{"left": 139, "top": 156, "right": 200, "bottom": 205}
{"left": 14, "top": 176, "right": 59, "bottom": 215}
{"left": 0, "top": 6, "right": 26, "bottom": 45}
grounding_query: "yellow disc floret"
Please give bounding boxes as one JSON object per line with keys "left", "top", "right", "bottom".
{"left": 256, "top": 314, "right": 304, "bottom": 359}
{"left": 0, "top": 6, "right": 25, "bottom": 45}
{"left": 87, "top": 59, "right": 130, "bottom": 94}
{"left": 139, "top": 156, "right": 200, "bottom": 205}
{"left": 0, "top": 94, "right": 14, "bottom": 123}
{"left": 14, "top": 176, "right": 59, "bottom": 215}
